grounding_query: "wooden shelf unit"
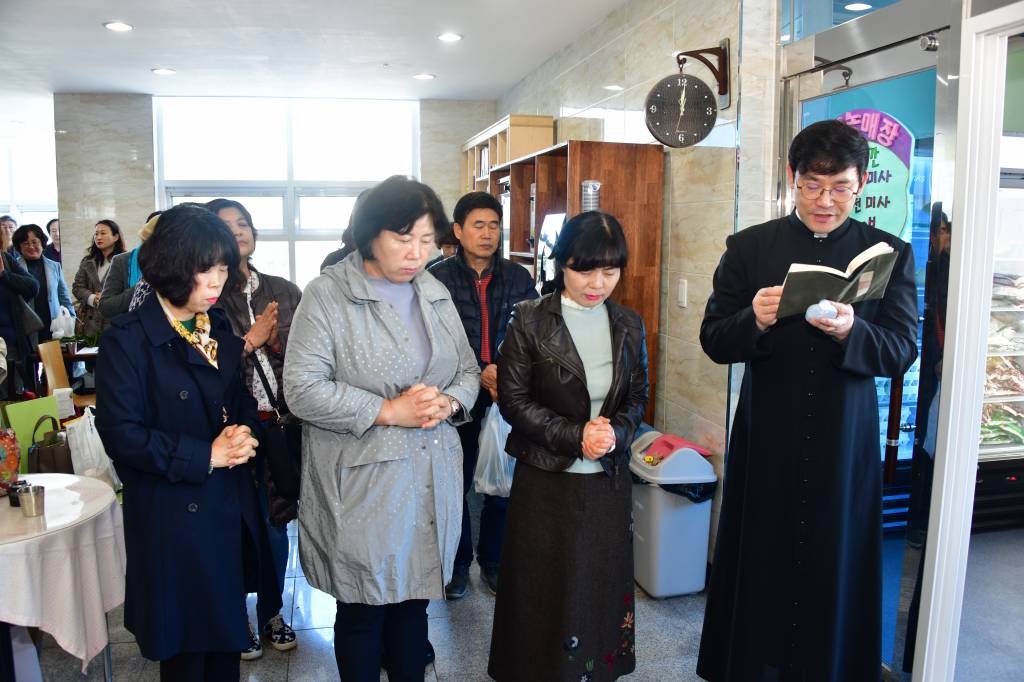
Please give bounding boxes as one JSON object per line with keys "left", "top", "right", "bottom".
{"left": 460, "top": 115, "right": 554, "bottom": 194}
{"left": 484, "top": 140, "right": 666, "bottom": 419}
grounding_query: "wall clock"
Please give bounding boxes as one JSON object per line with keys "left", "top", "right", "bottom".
{"left": 645, "top": 40, "right": 730, "bottom": 149}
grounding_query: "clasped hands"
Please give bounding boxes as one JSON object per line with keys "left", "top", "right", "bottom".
{"left": 244, "top": 302, "right": 281, "bottom": 354}
{"left": 752, "top": 286, "right": 854, "bottom": 341}
{"left": 582, "top": 417, "right": 615, "bottom": 461}
{"left": 377, "top": 384, "right": 454, "bottom": 430}
{"left": 211, "top": 424, "right": 259, "bottom": 469}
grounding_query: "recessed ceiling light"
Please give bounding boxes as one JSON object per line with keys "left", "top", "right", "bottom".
{"left": 103, "top": 21, "right": 134, "bottom": 32}
{"left": 437, "top": 33, "right": 463, "bottom": 43}
{"left": 413, "top": 73, "right": 436, "bottom": 80}
{"left": 151, "top": 67, "right": 176, "bottom": 76}
{"left": 604, "top": 85, "right": 624, "bottom": 91}
{"left": 844, "top": 3, "right": 872, "bottom": 10}
{"left": 781, "top": 33, "right": 791, "bottom": 41}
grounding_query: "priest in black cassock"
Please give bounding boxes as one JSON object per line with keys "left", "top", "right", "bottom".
{"left": 696, "top": 120, "right": 918, "bottom": 682}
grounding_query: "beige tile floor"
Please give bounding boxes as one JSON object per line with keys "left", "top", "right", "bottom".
{"left": 38, "top": 520, "right": 708, "bottom": 681}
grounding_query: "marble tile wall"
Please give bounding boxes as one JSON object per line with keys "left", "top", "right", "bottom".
{"left": 419, "top": 99, "right": 498, "bottom": 217}
{"left": 497, "top": 0, "right": 780, "bottom": 555}
{"left": 54, "top": 94, "right": 155, "bottom": 291}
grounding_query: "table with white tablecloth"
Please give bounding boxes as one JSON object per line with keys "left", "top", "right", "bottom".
{"left": 0, "top": 473, "right": 126, "bottom": 675}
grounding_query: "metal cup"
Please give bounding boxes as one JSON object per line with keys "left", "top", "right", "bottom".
{"left": 19, "top": 486, "right": 45, "bottom": 517}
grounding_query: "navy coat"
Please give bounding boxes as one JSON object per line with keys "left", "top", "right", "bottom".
{"left": 95, "top": 293, "right": 279, "bottom": 661}
{"left": 697, "top": 214, "right": 918, "bottom": 681}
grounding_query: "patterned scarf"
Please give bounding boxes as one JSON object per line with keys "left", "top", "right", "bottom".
{"left": 157, "top": 294, "right": 219, "bottom": 368}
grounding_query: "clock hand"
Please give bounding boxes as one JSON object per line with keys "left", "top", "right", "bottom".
{"left": 676, "top": 87, "right": 687, "bottom": 132}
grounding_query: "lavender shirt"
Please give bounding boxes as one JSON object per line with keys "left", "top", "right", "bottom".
{"left": 369, "top": 276, "right": 431, "bottom": 378}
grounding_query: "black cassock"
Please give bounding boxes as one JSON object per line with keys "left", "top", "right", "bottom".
{"left": 696, "top": 213, "right": 918, "bottom": 682}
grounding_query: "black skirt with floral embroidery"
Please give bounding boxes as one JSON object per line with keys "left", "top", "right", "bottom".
{"left": 488, "top": 462, "right": 636, "bottom": 682}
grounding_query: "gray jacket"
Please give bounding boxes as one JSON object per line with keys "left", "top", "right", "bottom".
{"left": 98, "top": 250, "right": 134, "bottom": 320}
{"left": 283, "top": 252, "right": 479, "bottom": 605}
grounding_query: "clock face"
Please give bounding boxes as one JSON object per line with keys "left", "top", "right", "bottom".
{"left": 645, "top": 74, "right": 718, "bottom": 148}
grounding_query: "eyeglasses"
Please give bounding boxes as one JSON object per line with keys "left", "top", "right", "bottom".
{"left": 795, "top": 182, "right": 857, "bottom": 203}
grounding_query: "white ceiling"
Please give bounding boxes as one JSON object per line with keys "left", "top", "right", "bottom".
{"left": 0, "top": 0, "right": 627, "bottom": 102}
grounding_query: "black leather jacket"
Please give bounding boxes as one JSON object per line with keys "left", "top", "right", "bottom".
{"left": 497, "top": 293, "right": 649, "bottom": 476}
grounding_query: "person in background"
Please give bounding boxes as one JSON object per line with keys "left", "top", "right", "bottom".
{"left": 13, "top": 224, "right": 75, "bottom": 342}
{"left": 0, "top": 241, "right": 39, "bottom": 393}
{"left": 285, "top": 175, "right": 479, "bottom": 681}
{"left": 95, "top": 203, "right": 277, "bottom": 681}
{"left": 428, "top": 191, "right": 537, "bottom": 599}
{"left": 424, "top": 221, "right": 459, "bottom": 271}
{"left": 696, "top": 120, "right": 918, "bottom": 681}
{"left": 488, "top": 211, "right": 648, "bottom": 681}
{"left": 73, "top": 219, "right": 125, "bottom": 337}
{"left": 0, "top": 216, "right": 17, "bottom": 257}
{"left": 99, "top": 210, "right": 161, "bottom": 319}
{"left": 207, "top": 198, "right": 301, "bottom": 661}
{"left": 44, "top": 218, "right": 61, "bottom": 263}
{"left": 319, "top": 187, "right": 372, "bottom": 273}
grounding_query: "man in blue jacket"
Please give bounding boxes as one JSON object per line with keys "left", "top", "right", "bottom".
{"left": 428, "top": 191, "right": 537, "bottom": 598}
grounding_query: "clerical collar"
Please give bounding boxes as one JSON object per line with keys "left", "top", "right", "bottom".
{"left": 788, "top": 210, "right": 851, "bottom": 240}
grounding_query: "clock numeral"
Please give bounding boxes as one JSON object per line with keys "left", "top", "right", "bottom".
{"left": 649, "top": 104, "right": 658, "bottom": 114}
{"left": 706, "top": 107, "right": 713, "bottom": 116}
{"left": 678, "top": 133, "right": 686, "bottom": 143}
{"left": 677, "top": 78, "right": 688, "bottom": 87}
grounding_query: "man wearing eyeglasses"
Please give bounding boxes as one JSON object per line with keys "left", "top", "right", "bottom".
{"left": 696, "top": 119, "right": 918, "bottom": 682}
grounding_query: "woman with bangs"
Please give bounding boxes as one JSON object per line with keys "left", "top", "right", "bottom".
{"left": 488, "top": 211, "right": 649, "bottom": 681}
{"left": 96, "top": 203, "right": 279, "bottom": 681}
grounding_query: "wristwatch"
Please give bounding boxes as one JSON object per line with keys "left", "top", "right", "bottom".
{"left": 447, "top": 395, "right": 461, "bottom": 418}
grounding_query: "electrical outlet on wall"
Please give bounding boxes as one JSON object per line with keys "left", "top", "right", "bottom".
{"left": 677, "top": 278, "right": 688, "bottom": 308}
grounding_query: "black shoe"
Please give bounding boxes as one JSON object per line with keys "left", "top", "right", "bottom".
{"left": 481, "top": 565, "right": 499, "bottom": 595}
{"left": 445, "top": 566, "right": 469, "bottom": 599}
{"left": 426, "top": 640, "right": 435, "bottom": 666}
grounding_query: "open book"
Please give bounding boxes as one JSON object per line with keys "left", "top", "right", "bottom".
{"left": 776, "top": 242, "right": 898, "bottom": 319}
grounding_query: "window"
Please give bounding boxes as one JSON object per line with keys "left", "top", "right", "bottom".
{"left": 782, "top": 0, "right": 902, "bottom": 43}
{"left": 157, "top": 97, "right": 419, "bottom": 284}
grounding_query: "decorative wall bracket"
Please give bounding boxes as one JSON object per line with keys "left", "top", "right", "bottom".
{"left": 676, "top": 38, "right": 731, "bottom": 110}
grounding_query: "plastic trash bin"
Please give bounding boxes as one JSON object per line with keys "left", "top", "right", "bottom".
{"left": 629, "top": 431, "right": 717, "bottom": 598}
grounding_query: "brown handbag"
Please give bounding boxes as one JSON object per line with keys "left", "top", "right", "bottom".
{"left": 27, "top": 415, "right": 74, "bottom": 474}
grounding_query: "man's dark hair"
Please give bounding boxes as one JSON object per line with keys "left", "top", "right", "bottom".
{"left": 45, "top": 218, "right": 59, "bottom": 234}
{"left": 551, "top": 211, "right": 629, "bottom": 291}
{"left": 138, "top": 203, "right": 241, "bottom": 307}
{"left": 205, "top": 198, "right": 257, "bottom": 241}
{"left": 351, "top": 175, "right": 448, "bottom": 261}
{"left": 88, "top": 219, "right": 126, "bottom": 264}
{"left": 452, "top": 191, "right": 502, "bottom": 227}
{"left": 788, "top": 119, "right": 869, "bottom": 180}
{"left": 12, "top": 224, "right": 47, "bottom": 253}
{"left": 146, "top": 210, "right": 163, "bottom": 222}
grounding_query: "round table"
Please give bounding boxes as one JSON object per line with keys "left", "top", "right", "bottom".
{"left": 0, "top": 473, "right": 126, "bottom": 676}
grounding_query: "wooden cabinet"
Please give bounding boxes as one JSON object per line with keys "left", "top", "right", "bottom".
{"left": 460, "top": 115, "right": 554, "bottom": 195}
{"left": 485, "top": 140, "right": 665, "bottom": 419}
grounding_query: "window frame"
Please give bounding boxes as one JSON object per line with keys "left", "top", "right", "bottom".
{"left": 154, "top": 98, "right": 420, "bottom": 283}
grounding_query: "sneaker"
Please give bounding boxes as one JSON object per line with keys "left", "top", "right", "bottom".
{"left": 445, "top": 566, "right": 469, "bottom": 600}
{"left": 240, "top": 622, "right": 263, "bottom": 661}
{"left": 262, "top": 614, "right": 297, "bottom": 652}
{"left": 481, "top": 565, "right": 499, "bottom": 595}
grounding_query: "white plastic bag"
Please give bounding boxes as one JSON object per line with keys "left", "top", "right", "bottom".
{"left": 66, "top": 406, "right": 121, "bottom": 490}
{"left": 50, "top": 305, "right": 75, "bottom": 339}
{"left": 473, "top": 403, "right": 515, "bottom": 497}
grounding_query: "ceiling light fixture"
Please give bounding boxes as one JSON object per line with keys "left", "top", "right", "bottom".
{"left": 844, "top": 3, "right": 873, "bottom": 10}
{"left": 151, "top": 67, "right": 177, "bottom": 76}
{"left": 603, "top": 85, "right": 624, "bottom": 91}
{"left": 413, "top": 73, "right": 436, "bottom": 80}
{"left": 103, "top": 21, "right": 134, "bottom": 32}
{"left": 437, "top": 33, "right": 463, "bottom": 43}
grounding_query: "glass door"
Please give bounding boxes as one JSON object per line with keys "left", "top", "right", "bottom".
{"left": 779, "top": 29, "right": 947, "bottom": 677}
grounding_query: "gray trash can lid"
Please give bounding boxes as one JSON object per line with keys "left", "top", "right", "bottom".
{"left": 629, "top": 433, "right": 716, "bottom": 485}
